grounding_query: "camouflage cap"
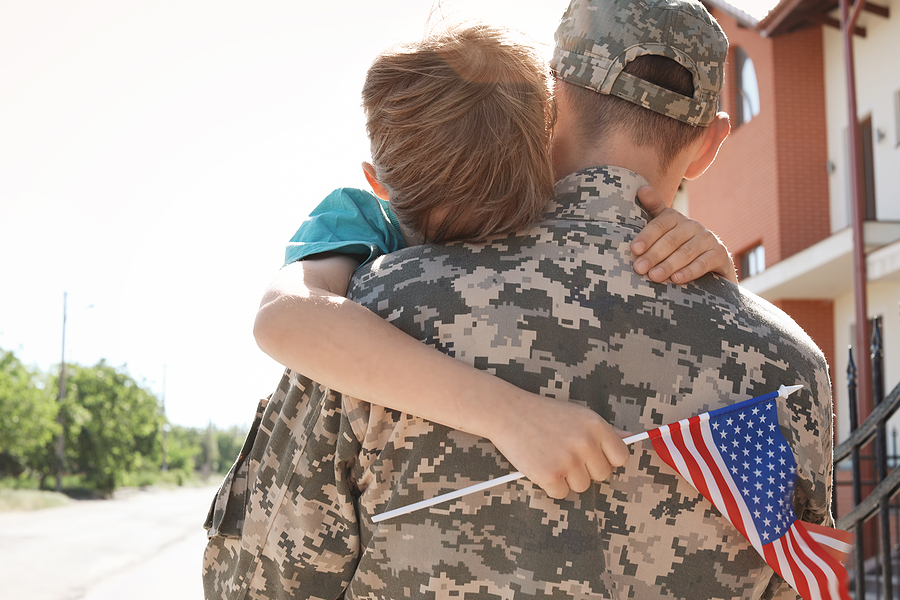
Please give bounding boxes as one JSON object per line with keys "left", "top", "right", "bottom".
{"left": 551, "top": 0, "right": 728, "bottom": 127}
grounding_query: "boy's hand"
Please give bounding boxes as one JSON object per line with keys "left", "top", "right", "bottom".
{"left": 631, "top": 186, "right": 738, "bottom": 285}
{"left": 489, "top": 394, "right": 631, "bottom": 500}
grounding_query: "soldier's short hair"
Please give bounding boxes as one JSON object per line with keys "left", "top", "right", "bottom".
{"left": 558, "top": 55, "right": 708, "bottom": 176}
{"left": 551, "top": 0, "right": 728, "bottom": 176}
{"left": 362, "top": 24, "right": 555, "bottom": 243}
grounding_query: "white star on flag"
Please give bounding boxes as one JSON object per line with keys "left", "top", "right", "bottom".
{"left": 646, "top": 385, "right": 853, "bottom": 600}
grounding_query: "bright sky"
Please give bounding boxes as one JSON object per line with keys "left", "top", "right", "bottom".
{"left": 0, "top": 0, "right": 778, "bottom": 428}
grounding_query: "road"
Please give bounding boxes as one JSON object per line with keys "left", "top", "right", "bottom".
{"left": 0, "top": 484, "right": 220, "bottom": 600}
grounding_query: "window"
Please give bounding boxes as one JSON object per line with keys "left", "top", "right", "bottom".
{"left": 739, "top": 244, "right": 765, "bottom": 279}
{"left": 734, "top": 47, "right": 760, "bottom": 127}
{"left": 842, "top": 117, "right": 878, "bottom": 224}
{"left": 859, "top": 116, "right": 876, "bottom": 220}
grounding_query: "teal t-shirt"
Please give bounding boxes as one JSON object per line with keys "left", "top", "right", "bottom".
{"left": 284, "top": 188, "right": 406, "bottom": 267}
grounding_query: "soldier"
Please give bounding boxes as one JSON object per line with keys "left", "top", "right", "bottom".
{"left": 252, "top": 23, "right": 736, "bottom": 500}
{"left": 204, "top": 2, "right": 835, "bottom": 599}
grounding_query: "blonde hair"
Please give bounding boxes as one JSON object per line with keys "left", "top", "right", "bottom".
{"left": 362, "top": 23, "right": 555, "bottom": 243}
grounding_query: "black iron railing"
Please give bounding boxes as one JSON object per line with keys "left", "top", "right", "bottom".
{"left": 835, "top": 316, "right": 900, "bottom": 599}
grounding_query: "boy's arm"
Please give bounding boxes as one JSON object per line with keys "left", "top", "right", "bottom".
{"left": 255, "top": 188, "right": 735, "bottom": 500}
{"left": 255, "top": 257, "right": 631, "bottom": 500}
{"left": 631, "top": 186, "right": 738, "bottom": 285}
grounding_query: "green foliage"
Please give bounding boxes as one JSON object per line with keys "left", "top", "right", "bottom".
{"left": 203, "top": 422, "right": 221, "bottom": 476}
{"left": 59, "top": 360, "right": 164, "bottom": 496}
{"left": 164, "top": 423, "right": 247, "bottom": 476}
{"left": 215, "top": 425, "right": 247, "bottom": 473}
{"left": 0, "top": 350, "right": 60, "bottom": 477}
{"left": 0, "top": 347, "right": 250, "bottom": 499}
{"left": 164, "top": 425, "right": 203, "bottom": 473}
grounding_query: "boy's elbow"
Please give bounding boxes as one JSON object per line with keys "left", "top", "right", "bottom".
{"left": 253, "top": 308, "right": 274, "bottom": 356}
{"left": 253, "top": 293, "right": 286, "bottom": 358}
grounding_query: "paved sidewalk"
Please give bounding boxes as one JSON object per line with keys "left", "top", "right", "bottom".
{"left": 0, "top": 484, "right": 219, "bottom": 600}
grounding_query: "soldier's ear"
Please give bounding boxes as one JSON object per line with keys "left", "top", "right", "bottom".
{"left": 683, "top": 113, "right": 730, "bottom": 180}
{"left": 362, "top": 162, "right": 390, "bottom": 201}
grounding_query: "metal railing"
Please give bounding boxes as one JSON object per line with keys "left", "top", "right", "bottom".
{"left": 835, "top": 316, "right": 900, "bottom": 599}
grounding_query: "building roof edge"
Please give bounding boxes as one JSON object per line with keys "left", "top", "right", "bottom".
{"left": 703, "top": 0, "right": 761, "bottom": 27}
{"left": 757, "top": 0, "right": 807, "bottom": 37}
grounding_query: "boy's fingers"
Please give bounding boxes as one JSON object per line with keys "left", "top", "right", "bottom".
{"left": 584, "top": 460, "right": 613, "bottom": 485}
{"left": 614, "top": 427, "right": 634, "bottom": 438}
{"left": 541, "top": 478, "right": 571, "bottom": 500}
{"left": 632, "top": 212, "right": 677, "bottom": 259}
{"left": 587, "top": 430, "right": 630, "bottom": 482}
{"left": 632, "top": 208, "right": 697, "bottom": 259}
{"left": 632, "top": 190, "right": 674, "bottom": 255}
{"left": 602, "top": 435, "right": 631, "bottom": 469}
{"left": 669, "top": 250, "right": 716, "bottom": 284}
{"left": 639, "top": 229, "right": 703, "bottom": 281}
{"left": 636, "top": 185, "right": 666, "bottom": 218}
{"left": 648, "top": 249, "right": 703, "bottom": 283}
{"left": 674, "top": 250, "right": 738, "bottom": 285}
{"left": 565, "top": 466, "right": 593, "bottom": 494}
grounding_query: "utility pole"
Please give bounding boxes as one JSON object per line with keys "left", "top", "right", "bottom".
{"left": 161, "top": 364, "right": 169, "bottom": 472}
{"left": 55, "top": 292, "right": 67, "bottom": 493}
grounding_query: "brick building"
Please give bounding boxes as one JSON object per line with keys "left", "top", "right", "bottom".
{"left": 688, "top": 0, "right": 899, "bottom": 464}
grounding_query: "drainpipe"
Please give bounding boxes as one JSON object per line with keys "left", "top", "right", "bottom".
{"left": 840, "top": 0, "right": 872, "bottom": 420}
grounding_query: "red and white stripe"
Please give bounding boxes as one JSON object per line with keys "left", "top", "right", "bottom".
{"left": 649, "top": 413, "right": 761, "bottom": 548}
{"left": 761, "top": 521, "right": 849, "bottom": 600}
{"left": 648, "top": 415, "right": 850, "bottom": 600}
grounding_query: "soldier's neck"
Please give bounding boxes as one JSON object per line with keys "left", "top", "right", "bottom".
{"left": 560, "top": 132, "right": 685, "bottom": 208}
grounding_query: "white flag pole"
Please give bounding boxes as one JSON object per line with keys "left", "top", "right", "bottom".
{"left": 372, "top": 385, "right": 803, "bottom": 523}
{"left": 372, "top": 433, "right": 649, "bottom": 523}
{"left": 371, "top": 472, "right": 525, "bottom": 523}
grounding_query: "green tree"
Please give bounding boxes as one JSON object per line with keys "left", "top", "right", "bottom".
{"left": 215, "top": 425, "right": 248, "bottom": 473}
{"left": 60, "top": 360, "right": 164, "bottom": 495}
{"left": 163, "top": 425, "right": 202, "bottom": 473}
{"left": 157, "top": 423, "right": 247, "bottom": 479}
{"left": 0, "top": 349, "right": 59, "bottom": 478}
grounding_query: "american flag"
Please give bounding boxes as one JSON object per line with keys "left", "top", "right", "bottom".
{"left": 647, "top": 387, "right": 852, "bottom": 600}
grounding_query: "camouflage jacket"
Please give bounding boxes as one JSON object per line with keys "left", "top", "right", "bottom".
{"left": 203, "top": 166, "right": 834, "bottom": 600}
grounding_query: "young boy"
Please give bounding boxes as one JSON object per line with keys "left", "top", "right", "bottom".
{"left": 254, "top": 24, "right": 737, "bottom": 499}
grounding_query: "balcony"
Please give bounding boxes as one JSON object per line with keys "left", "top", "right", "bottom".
{"left": 741, "top": 222, "right": 900, "bottom": 301}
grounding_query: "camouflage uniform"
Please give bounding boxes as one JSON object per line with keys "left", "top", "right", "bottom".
{"left": 203, "top": 166, "right": 833, "bottom": 600}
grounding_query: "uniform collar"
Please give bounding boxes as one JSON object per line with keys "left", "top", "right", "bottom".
{"left": 545, "top": 165, "right": 652, "bottom": 229}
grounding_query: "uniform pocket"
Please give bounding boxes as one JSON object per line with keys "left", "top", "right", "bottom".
{"left": 204, "top": 395, "right": 269, "bottom": 539}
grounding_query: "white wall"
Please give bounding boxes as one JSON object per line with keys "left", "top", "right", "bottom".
{"left": 823, "top": 0, "right": 900, "bottom": 234}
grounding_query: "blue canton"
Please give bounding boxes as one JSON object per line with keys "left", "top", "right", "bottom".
{"left": 709, "top": 400, "right": 797, "bottom": 543}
